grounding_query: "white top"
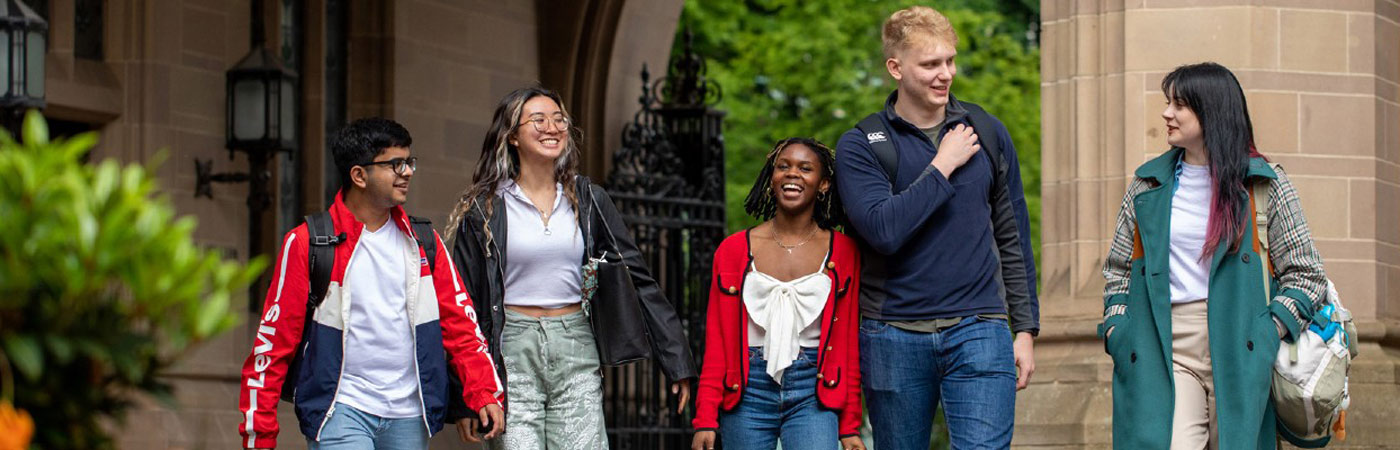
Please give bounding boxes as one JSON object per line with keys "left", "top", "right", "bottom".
{"left": 1169, "top": 162, "right": 1212, "bottom": 304}
{"left": 339, "top": 222, "right": 422, "bottom": 418}
{"left": 501, "top": 180, "right": 585, "bottom": 309}
{"left": 743, "top": 260, "right": 829, "bottom": 384}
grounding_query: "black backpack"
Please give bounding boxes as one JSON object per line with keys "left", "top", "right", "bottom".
{"left": 280, "top": 212, "right": 438, "bottom": 402}
{"left": 854, "top": 101, "right": 1007, "bottom": 196}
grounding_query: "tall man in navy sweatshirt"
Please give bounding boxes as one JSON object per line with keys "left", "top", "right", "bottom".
{"left": 835, "top": 6, "right": 1039, "bottom": 449}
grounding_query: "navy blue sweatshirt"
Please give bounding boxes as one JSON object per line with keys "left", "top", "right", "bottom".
{"left": 835, "top": 92, "right": 1039, "bottom": 334}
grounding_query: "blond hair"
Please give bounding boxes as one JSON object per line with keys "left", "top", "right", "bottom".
{"left": 882, "top": 6, "right": 958, "bottom": 58}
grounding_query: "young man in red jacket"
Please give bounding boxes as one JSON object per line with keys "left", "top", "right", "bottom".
{"left": 237, "top": 118, "right": 504, "bottom": 449}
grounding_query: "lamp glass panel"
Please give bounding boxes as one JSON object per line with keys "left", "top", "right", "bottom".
{"left": 0, "top": 32, "right": 10, "bottom": 96}
{"left": 232, "top": 78, "right": 266, "bottom": 141}
{"left": 279, "top": 78, "right": 294, "bottom": 145}
{"left": 25, "top": 31, "right": 42, "bottom": 98}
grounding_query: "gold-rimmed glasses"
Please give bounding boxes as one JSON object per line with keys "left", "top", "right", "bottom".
{"left": 520, "top": 114, "right": 570, "bottom": 133}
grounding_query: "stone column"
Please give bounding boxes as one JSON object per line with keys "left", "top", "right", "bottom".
{"left": 1027, "top": 0, "right": 1400, "bottom": 448}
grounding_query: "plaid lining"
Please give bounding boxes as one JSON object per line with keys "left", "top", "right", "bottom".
{"left": 1102, "top": 178, "right": 1153, "bottom": 302}
{"left": 1101, "top": 166, "right": 1326, "bottom": 327}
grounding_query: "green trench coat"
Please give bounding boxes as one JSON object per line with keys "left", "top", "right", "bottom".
{"left": 1097, "top": 149, "right": 1327, "bottom": 449}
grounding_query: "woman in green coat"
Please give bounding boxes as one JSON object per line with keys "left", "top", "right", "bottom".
{"left": 1098, "top": 62, "right": 1329, "bottom": 449}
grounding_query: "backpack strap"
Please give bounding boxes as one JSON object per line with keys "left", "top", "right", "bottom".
{"left": 1250, "top": 163, "right": 1280, "bottom": 279}
{"left": 287, "top": 211, "right": 342, "bottom": 403}
{"left": 305, "top": 212, "right": 344, "bottom": 309}
{"left": 408, "top": 215, "right": 437, "bottom": 272}
{"left": 960, "top": 102, "right": 1006, "bottom": 193}
{"left": 856, "top": 103, "right": 1009, "bottom": 198}
{"left": 856, "top": 113, "right": 900, "bottom": 186}
{"left": 1252, "top": 169, "right": 1274, "bottom": 256}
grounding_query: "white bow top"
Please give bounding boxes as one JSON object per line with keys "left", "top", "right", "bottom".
{"left": 743, "top": 261, "right": 831, "bottom": 384}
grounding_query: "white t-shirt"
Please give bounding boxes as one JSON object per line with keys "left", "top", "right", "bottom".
{"left": 1169, "top": 162, "right": 1212, "bottom": 304}
{"left": 337, "top": 222, "right": 422, "bottom": 418}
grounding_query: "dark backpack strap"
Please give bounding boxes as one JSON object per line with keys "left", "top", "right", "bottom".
{"left": 305, "top": 212, "right": 342, "bottom": 309}
{"left": 287, "top": 211, "right": 342, "bottom": 403}
{"left": 857, "top": 104, "right": 1006, "bottom": 194}
{"left": 855, "top": 113, "right": 900, "bottom": 185}
{"left": 408, "top": 215, "right": 437, "bottom": 272}
{"left": 960, "top": 102, "right": 1007, "bottom": 193}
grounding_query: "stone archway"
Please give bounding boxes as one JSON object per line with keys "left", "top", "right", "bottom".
{"left": 536, "top": 0, "right": 685, "bottom": 180}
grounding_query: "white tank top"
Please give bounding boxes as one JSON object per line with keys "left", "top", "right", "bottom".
{"left": 743, "top": 258, "right": 830, "bottom": 384}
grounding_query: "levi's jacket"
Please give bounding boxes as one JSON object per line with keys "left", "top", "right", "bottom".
{"left": 237, "top": 192, "right": 503, "bottom": 448}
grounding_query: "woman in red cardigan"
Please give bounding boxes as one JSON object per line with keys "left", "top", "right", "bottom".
{"left": 691, "top": 138, "right": 865, "bottom": 450}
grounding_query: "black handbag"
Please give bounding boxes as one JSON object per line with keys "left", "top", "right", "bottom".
{"left": 582, "top": 187, "right": 654, "bottom": 366}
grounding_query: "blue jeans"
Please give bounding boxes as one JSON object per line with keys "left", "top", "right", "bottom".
{"left": 308, "top": 402, "right": 428, "bottom": 450}
{"left": 718, "top": 347, "right": 839, "bottom": 450}
{"left": 860, "top": 316, "right": 1017, "bottom": 450}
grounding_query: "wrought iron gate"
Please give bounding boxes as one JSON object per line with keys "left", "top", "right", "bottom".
{"left": 602, "top": 35, "right": 726, "bottom": 449}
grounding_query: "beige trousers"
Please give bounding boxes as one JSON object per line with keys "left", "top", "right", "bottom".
{"left": 1170, "top": 299, "right": 1218, "bottom": 450}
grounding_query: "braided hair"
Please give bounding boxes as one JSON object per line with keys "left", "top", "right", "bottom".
{"left": 742, "top": 137, "right": 845, "bottom": 229}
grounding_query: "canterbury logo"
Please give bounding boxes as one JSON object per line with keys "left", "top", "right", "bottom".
{"left": 867, "top": 131, "right": 887, "bottom": 143}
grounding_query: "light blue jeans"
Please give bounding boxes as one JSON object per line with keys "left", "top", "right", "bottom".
{"left": 307, "top": 402, "right": 428, "bottom": 450}
{"left": 718, "top": 347, "right": 839, "bottom": 450}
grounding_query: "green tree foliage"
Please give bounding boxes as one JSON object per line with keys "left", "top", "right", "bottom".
{"left": 676, "top": 0, "right": 1041, "bottom": 260}
{"left": 0, "top": 111, "right": 266, "bottom": 449}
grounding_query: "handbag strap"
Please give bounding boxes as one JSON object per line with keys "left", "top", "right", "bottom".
{"left": 584, "top": 179, "right": 623, "bottom": 260}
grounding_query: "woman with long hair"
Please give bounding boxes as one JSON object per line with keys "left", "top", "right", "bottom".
{"left": 443, "top": 86, "right": 696, "bottom": 449}
{"left": 692, "top": 138, "right": 866, "bottom": 450}
{"left": 1099, "top": 62, "right": 1328, "bottom": 449}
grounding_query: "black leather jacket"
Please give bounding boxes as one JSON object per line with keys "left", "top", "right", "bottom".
{"left": 446, "top": 176, "right": 697, "bottom": 418}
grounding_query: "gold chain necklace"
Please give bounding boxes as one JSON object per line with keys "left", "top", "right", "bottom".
{"left": 772, "top": 225, "right": 818, "bottom": 254}
{"left": 537, "top": 205, "right": 553, "bottom": 235}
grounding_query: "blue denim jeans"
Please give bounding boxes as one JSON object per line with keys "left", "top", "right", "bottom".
{"left": 308, "top": 402, "right": 428, "bottom": 450}
{"left": 860, "top": 316, "right": 1017, "bottom": 450}
{"left": 718, "top": 347, "right": 839, "bottom": 450}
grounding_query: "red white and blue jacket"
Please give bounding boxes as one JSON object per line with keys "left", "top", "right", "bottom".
{"left": 237, "top": 193, "right": 502, "bottom": 448}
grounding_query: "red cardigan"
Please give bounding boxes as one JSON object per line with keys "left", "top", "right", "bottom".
{"left": 692, "top": 229, "right": 863, "bottom": 437}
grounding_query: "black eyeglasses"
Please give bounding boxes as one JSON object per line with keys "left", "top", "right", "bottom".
{"left": 360, "top": 156, "right": 417, "bottom": 175}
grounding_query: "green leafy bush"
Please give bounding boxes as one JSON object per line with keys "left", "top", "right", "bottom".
{"left": 0, "top": 111, "right": 266, "bottom": 449}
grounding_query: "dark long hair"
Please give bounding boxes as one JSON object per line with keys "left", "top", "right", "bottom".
{"left": 1161, "top": 62, "right": 1265, "bottom": 260}
{"left": 444, "top": 86, "right": 582, "bottom": 248}
{"left": 743, "top": 137, "right": 845, "bottom": 229}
